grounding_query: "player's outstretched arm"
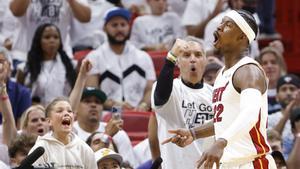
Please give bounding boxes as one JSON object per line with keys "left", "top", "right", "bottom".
{"left": 162, "top": 120, "right": 215, "bottom": 147}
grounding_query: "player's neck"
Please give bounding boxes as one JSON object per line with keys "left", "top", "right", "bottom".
{"left": 223, "top": 52, "right": 244, "bottom": 70}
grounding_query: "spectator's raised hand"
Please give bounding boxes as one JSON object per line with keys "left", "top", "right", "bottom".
{"left": 161, "top": 129, "right": 194, "bottom": 147}
{"left": 0, "top": 60, "right": 9, "bottom": 83}
{"left": 105, "top": 118, "right": 124, "bottom": 137}
{"left": 79, "top": 59, "right": 92, "bottom": 78}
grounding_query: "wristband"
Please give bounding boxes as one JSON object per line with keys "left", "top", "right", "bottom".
{"left": 166, "top": 52, "right": 177, "bottom": 64}
{"left": 189, "top": 128, "right": 196, "bottom": 140}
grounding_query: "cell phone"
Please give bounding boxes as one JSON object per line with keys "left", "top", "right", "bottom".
{"left": 111, "top": 105, "right": 122, "bottom": 120}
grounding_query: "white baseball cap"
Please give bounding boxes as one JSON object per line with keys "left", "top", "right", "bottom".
{"left": 95, "top": 148, "right": 123, "bottom": 165}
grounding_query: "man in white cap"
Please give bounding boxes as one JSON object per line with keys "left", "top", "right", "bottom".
{"left": 95, "top": 148, "right": 123, "bottom": 169}
{"left": 163, "top": 10, "right": 277, "bottom": 168}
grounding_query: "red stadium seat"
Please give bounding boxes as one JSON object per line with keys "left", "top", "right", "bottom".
{"left": 102, "top": 111, "right": 152, "bottom": 146}
{"left": 147, "top": 51, "right": 180, "bottom": 78}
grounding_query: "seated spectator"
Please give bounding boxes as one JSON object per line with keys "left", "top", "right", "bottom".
{"left": 8, "top": 133, "right": 36, "bottom": 168}
{"left": 0, "top": 46, "right": 31, "bottom": 127}
{"left": 73, "top": 87, "right": 139, "bottom": 167}
{"left": 17, "top": 23, "right": 77, "bottom": 106}
{"left": 86, "top": 8, "right": 156, "bottom": 111}
{"left": 130, "top": 0, "right": 185, "bottom": 51}
{"left": 95, "top": 148, "right": 123, "bottom": 169}
{"left": 257, "top": 46, "right": 287, "bottom": 114}
{"left": 29, "top": 97, "right": 97, "bottom": 169}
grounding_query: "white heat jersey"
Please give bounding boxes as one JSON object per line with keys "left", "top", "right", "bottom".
{"left": 151, "top": 79, "right": 214, "bottom": 169}
{"left": 213, "top": 57, "right": 270, "bottom": 163}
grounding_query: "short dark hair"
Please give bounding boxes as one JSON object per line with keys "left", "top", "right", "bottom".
{"left": 237, "top": 9, "right": 258, "bottom": 40}
{"left": 8, "top": 133, "right": 36, "bottom": 158}
{"left": 86, "top": 131, "right": 101, "bottom": 146}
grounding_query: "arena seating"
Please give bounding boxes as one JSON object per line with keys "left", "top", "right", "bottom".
{"left": 103, "top": 111, "right": 152, "bottom": 146}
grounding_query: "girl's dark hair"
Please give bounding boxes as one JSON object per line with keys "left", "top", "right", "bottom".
{"left": 27, "top": 23, "right": 76, "bottom": 87}
{"left": 237, "top": 9, "right": 258, "bottom": 40}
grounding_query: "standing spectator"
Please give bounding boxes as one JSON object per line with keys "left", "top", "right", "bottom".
{"left": 182, "top": 0, "right": 226, "bottom": 38}
{"left": 17, "top": 23, "right": 77, "bottom": 106}
{"left": 130, "top": 0, "right": 185, "bottom": 51}
{"left": 257, "top": 46, "right": 287, "bottom": 114}
{"left": 9, "top": 0, "right": 91, "bottom": 62}
{"left": 86, "top": 8, "right": 156, "bottom": 111}
{"left": 151, "top": 38, "right": 214, "bottom": 169}
{"left": 29, "top": 98, "right": 97, "bottom": 169}
{"left": 73, "top": 87, "right": 139, "bottom": 168}
{"left": 0, "top": 47, "right": 31, "bottom": 127}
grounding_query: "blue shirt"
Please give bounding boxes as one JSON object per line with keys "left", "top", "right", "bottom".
{"left": 0, "top": 80, "right": 31, "bottom": 124}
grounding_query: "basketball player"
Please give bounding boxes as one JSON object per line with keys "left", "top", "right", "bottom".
{"left": 163, "top": 10, "right": 277, "bottom": 169}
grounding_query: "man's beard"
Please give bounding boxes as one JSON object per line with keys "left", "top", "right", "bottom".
{"left": 107, "top": 33, "right": 129, "bottom": 45}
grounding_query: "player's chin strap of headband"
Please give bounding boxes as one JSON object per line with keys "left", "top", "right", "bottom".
{"left": 226, "top": 10, "right": 256, "bottom": 43}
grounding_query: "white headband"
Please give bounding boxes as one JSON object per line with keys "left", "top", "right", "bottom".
{"left": 225, "top": 10, "right": 256, "bottom": 43}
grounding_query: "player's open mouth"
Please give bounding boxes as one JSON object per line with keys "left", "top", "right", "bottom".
{"left": 213, "top": 31, "right": 219, "bottom": 44}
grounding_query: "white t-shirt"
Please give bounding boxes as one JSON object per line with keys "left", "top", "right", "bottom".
{"left": 30, "top": 132, "right": 97, "bottom": 169}
{"left": 11, "top": 0, "right": 88, "bottom": 60}
{"left": 73, "top": 121, "right": 139, "bottom": 168}
{"left": 213, "top": 57, "right": 270, "bottom": 163}
{"left": 25, "top": 54, "right": 72, "bottom": 106}
{"left": 70, "top": 0, "right": 115, "bottom": 48}
{"left": 182, "top": 0, "right": 218, "bottom": 26}
{"left": 151, "top": 79, "right": 214, "bottom": 169}
{"left": 130, "top": 12, "right": 185, "bottom": 49}
{"left": 87, "top": 42, "right": 156, "bottom": 107}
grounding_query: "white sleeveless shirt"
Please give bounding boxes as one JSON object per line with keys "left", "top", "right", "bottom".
{"left": 213, "top": 57, "right": 271, "bottom": 163}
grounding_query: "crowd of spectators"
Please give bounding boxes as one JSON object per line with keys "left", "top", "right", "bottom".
{"left": 0, "top": 0, "right": 299, "bottom": 169}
